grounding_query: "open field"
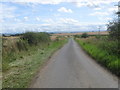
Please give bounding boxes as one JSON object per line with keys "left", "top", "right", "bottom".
{"left": 51, "top": 31, "right": 108, "bottom": 36}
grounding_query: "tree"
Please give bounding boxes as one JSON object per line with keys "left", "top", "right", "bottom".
{"left": 107, "top": 20, "right": 120, "bottom": 40}
{"left": 81, "top": 33, "right": 89, "bottom": 38}
{"left": 107, "top": 19, "right": 120, "bottom": 56}
{"left": 22, "top": 32, "right": 38, "bottom": 45}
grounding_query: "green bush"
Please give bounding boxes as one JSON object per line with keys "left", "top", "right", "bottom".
{"left": 22, "top": 32, "right": 38, "bottom": 45}
{"left": 107, "top": 20, "right": 120, "bottom": 55}
{"left": 81, "top": 33, "right": 89, "bottom": 38}
{"left": 74, "top": 35, "right": 81, "bottom": 38}
{"left": 76, "top": 39, "right": 120, "bottom": 76}
{"left": 107, "top": 20, "right": 120, "bottom": 40}
{"left": 21, "top": 32, "right": 50, "bottom": 45}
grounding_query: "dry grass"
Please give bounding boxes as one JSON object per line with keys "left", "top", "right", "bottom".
{"left": 3, "top": 36, "right": 20, "bottom": 39}
{"left": 3, "top": 37, "right": 19, "bottom": 45}
{"left": 50, "top": 36, "right": 58, "bottom": 41}
{"left": 2, "top": 37, "right": 20, "bottom": 55}
{"left": 2, "top": 39, "right": 67, "bottom": 88}
{"left": 51, "top": 31, "right": 108, "bottom": 36}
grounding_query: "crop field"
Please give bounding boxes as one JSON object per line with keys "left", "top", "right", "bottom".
{"left": 52, "top": 31, "right": 109, "bottom": 36}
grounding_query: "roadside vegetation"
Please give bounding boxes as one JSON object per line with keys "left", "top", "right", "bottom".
{"left": 75, "top": 19, "right": 120, "bottom": 77}
{"left": 2, "top": 32, "right": 50, "bottom": 72}
{"left": 2, "top": 32, "right": 67, "bottom": 88}
{"left": 0, "top": 36, "right": 2, "bottom": 90}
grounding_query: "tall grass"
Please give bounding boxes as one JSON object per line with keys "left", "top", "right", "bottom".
{"left": 2, "top": 38, "right": 67, "bottom": 88}
{"left": 76, "top": 37, "right": 120, "bottom": 76}
{"left": 2, "top": 32, "right": 51, "bottom": 72}
{"left": 0, "top": 37, "right": 1, "bottom": 90}
{"left": 2, "top": 32, "right": 67, "bottom": 88}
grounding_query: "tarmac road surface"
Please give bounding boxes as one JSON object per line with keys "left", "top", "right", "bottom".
{"left": 30, "top": 38, "right": 118, "bottom": 88}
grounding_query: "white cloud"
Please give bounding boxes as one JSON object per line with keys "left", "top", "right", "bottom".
{"left": 58, "top": 18, "right": 79, "bottom": 24}
{"left": 94, "top": 7, "right": 102, "bottom": 11}
{"left": 0, "top": 4, "right": 17, "bottom": 21}
{"left": 42, "top": 17, "right": 106, "bottom": 27}
{"left": 43, "top": 18, "right": 80, "bottom": 26}
{"left": 73, "top": 0, "right": 118, "bottom": 8}
{"left": 36, "top": 17, "right": 41, "bottom": 21}
{"left": 1, "top": 0, "right": 63, "bottom": 4}
{"left": 105, "top": 17, "right": 113, "bottom": 21}
{"left": 108, "top": 7, "right": 118, "bottom": 12}
{"left": 1, "top": 0, "right": 118, "bottom": 5}
{"left": 58, "top": 7, "right": 73, "bottom": 13}
{"left": 14, "top": 18, "right": 21, "bottom": 22}
{"left": 89, "top": 11, "right": 109, "bottom": 16}
{"left": 23, "top": 16, "right": 28, "bottom": 21}
{"left": 1, "top": 0, "right": 118, "bottom": 13}
{"left": 44, "top": 18, "right": 55, "bottom": 24}
{"left": 91, "top": 0, "right": 119, "bottom": 5}
{"left": 98, "top": 17, "right": 113, "bottom": 22}
{"left": 74, "top": 2, "right": 86, "bottom": 7}
{"left": 1, "top": 16, "right": 107, "bottom": 34}
{"left": 1, "top": 0, "right": 116, "bottom": 33}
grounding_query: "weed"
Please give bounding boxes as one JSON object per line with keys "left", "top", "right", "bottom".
{"left": 76, "top": 38, "right": 120, "bottom": 76}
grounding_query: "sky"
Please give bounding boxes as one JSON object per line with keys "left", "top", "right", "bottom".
{"left": 0, "top": 0, "right": 119, "bottom": 34}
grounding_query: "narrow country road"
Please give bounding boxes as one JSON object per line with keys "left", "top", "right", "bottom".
{"left": 30, "top": 38, "right": 118, "bottom": 88}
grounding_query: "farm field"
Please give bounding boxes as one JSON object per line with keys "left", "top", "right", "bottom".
{"left": 51, "top": 31, "right": 108, "bottom": 36}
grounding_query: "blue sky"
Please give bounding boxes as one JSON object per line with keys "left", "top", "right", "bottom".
{"left": 0, "top": 0, "right": 118, "bottom": 34}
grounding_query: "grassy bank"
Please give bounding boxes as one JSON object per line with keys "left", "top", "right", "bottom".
{"left": 75, "top": 37, "right": 119, "bottom": 77}
{"left": 2, "top": 32, "right": 51, "bottom": 72}
{"left": 2, "top": 39, "right": 67, "bottom": 88}
{"left": 2, "top": 32, "right": 67, "bottom": 88}
{"left": 0, "top": 37, "right": 2, "bottom": 90}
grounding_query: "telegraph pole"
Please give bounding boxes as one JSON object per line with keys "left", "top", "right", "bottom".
{"left": 97, "top": 26, "right": 101, "bottom": 36}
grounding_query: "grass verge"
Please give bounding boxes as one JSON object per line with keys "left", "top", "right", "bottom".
{"left": 2, "top": 39, "right": 67, "bottom": 88}
{"left": 76, "top": 38, "right": 119, "bottom": 77}
{"left": 0, "top": 37, "right": 2, "bottom": 89}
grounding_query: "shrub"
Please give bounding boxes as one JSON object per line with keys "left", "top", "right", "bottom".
{"left": 74, "top": 35, "right": 81, "bottom": 38}
{"left": 22, "top": 32, "right": 38, "bottom": 45}
{"left": 76, "top": 39, "right": 120, "bottom": 76}
{"left": 81, "top": 33, "right": 89, "bottom": 38}
{"left": 21, "top": 32, "right": 50, "bottom": 45}
{"left": 107, "top": 20, "right": 120, "bottom": 40}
